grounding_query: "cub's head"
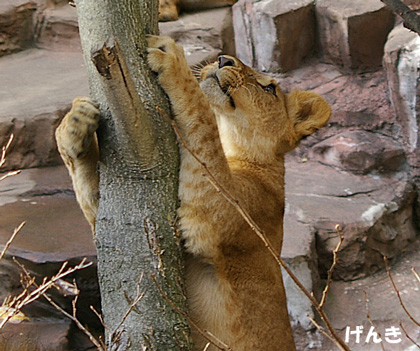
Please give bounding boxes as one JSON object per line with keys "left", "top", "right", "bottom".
{"left": 199, "top": 55, "right": 331, "bottom": 161}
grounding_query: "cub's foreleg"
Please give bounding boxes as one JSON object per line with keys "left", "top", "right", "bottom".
{"left": 55, "top": 97, "right": 100, "bottom": 233}
{"left": 147, "top": 36, "right": 235, "bottom": 258}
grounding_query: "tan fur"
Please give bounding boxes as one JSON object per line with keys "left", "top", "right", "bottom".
{"left": 55, "top": 36, "right": 330, "bottom": 351}
{"left": 55, "top": 97, "right": 100, "bottom": 233}
{"left": 159, "top": 0, "right": 237, "bottom": 21}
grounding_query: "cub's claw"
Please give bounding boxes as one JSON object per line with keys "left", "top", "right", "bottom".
{"left": 147, "top": 35, "right": 184, "bottom": 73}
{"left": 56, "top": 97, "right": 100, "bottom": 160}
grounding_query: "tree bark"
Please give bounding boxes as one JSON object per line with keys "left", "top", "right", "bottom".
{"left": 73, "top": 1, "right": 192, "bottom": 350}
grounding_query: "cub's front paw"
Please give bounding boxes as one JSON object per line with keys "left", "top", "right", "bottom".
{"left": 147, "top": 35, "right": 185, "bottom": 74}
{"left": 56, "top": 97, "right": 100, "bottom": 160}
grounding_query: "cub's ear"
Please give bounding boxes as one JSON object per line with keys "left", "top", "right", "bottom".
{"left": 286, "top": 90, "right": 331, "bottom": 140}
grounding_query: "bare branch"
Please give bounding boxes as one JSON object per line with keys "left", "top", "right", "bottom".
{"left": 47, "top": 285, "right": 105, "bottom": 351}
{"left": 0, "top": 134, "right": 14, "bottom": 168}
{"left": 363, "top": 291, "right": 386, "bottom": 351}
{"left": 1, "top": 258, "right": 92, "bottom": 329}
{"left": 0, "top": 170, "right": 21, "bottom": 182}
{"left": 384, "top": 256, "right": 420, "bottom": 328}
{"left": 109, "top": 273, "right": 145, "bottom": 345}
{"left": 319, "top": 224, "right": 343, "bottom": 309}
{"left": 14, "top": 258, "right": 104, "bottom": 350}
{"left": 307, "top": 314, "right": 340, "bottom": 346}
{"left": 0, "top": 221, "right": 25, "bottom": 263}
{"left": 381, "top": 0, "right": 420, "bottom": 35}
{"left": 399, "top": 321, "right": 420, "bottom": 349}
{"left": 412, "top": 267, "right": 420, "bottom": 285}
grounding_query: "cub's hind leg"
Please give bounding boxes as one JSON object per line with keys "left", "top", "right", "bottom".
{"left": 55, "top": 97, "right": 100, "bottom": 233}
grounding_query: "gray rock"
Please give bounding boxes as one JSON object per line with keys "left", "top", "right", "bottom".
{"left": 232, "top": 0, "right": 315, "bottom": 72}
{"left": 310, "top": 130, "right": 406, "bottom": 175}
{"left": 160, "top": 7, "right": 235, "bottom": 68}
{"left": 316, "top": 0, "right": 394, "bottom": 69}
{"left": 383, "top": 24, "right": 420, "bottom": 235}
{"left": 0, "top": 0, "right": 37, "bottom": 57}
{"left": 322, "top": 241, "right": 420, "bottom": 350}
{"left": 285, "top": 161, "right": 416, "bottom": 281}
{"left": 0, "top": 319, "right": 71, "bottom": 351}
{"left": 0, "top": 166, "right": 94, "bottom": 263}
{"left": 0, "top": 166, "right": 99, "bottom": 350}
{"left": 283, "top": 214, "right": 318, "bottom": 330}
{"left": 37, "top": 3, "right": 81, "bottom": 51}
{"left": 0, "top": 48, "right": 89, "bottom": 171}
{"left": 383, "top": 24, "right": 420, "bottom": 153}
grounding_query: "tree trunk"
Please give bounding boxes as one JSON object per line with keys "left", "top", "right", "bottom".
{"left": 73, "top": 1, "right": 192, "bottom": 350}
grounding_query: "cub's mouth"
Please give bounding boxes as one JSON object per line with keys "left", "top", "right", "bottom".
{"left": 206, "top": 73, "right": 236, "bottom": 109}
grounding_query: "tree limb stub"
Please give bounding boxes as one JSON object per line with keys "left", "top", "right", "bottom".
{"left": 381, "top": 0, "right": 420, "bottom": 35}
{"left": 92, "top": 36, "right": 159, "bottom": 171}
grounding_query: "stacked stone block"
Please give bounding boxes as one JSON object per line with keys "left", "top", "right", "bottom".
{"left": 316, "top": 0, "right": 394, "bottom": 69}
{"left": 233, "top": 0, "right": 315, "bottom": 72}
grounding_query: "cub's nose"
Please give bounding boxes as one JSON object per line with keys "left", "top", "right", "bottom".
{"left": 218, "top": 56, "right": 235, "bottom": 68}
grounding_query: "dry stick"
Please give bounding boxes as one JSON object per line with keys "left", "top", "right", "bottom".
{"left": 0, "top": 134, "right": 20, "bottom": 181}
{"left": 363, "top": 291, "right": 386, "bottom": 351}
{"left": 0, "top": 134, "right": 14, "bottom": 168}
{"left": 381, "top": 0, "right": 420, "bottom": 35}
{"left": 384, "top": 256, "right": 420, "bottom": 328}
{"left": 89, "top": 306, "right": 109, "bottom": 350}
{"left": 0, "top": 170, "right": 21, "bottom": 182}
{"left": 0, "top": 221, "right": 25, "bottom": 263}
{"left": 151, "top": 274, "right": 233, "bottom": 351}
{"left": 319, "top": 224, "right": 344, "bottom": 309}
{"left": 158, "top": 107, "right": 351, "bottom": 351}
{"left": 15, "top": 259, "right": 105, "bottom": 351}
{"left": 46, "top": 287, "right": 105, "bottom": 351}
{"left": 1, "top": 258, "right": 92, "bottom": 329}
{"left": 399, "top": 321, "right": 420, "bottom": 349}
{"left": 109, "top": 273, "right": 145, "bottom": 346}
{"left": 412, "top": 268, "right": 420, "bottom": 285}
{"left": 307, "top": 314, "right": 340, "bottom": 345}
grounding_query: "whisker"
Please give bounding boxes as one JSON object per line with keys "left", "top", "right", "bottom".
{"left": 241, "top": 85, "right": 253, "bottom": 99}
{"left": 246, "top": 82, "right": 259, "bottom": 91}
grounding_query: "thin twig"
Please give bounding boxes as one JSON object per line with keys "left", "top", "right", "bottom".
{"left": 363, "top": 291, "right": 386, "bottom": 351}
{"left": 399, "top": 321, "right": 420, "bottom": 349}
{"left": 384, "top": 256, "right": 420, "bottom": 328}
{"left": 1, "top": 258, "right": 92, "bottom": 330}
{"left": 151, "top": 274, "right": 232, "bottom": 351}
{"left": 0, "top": 134, "right": 14, "bottom": 168}
{"left": 319, "top": 224, "right": 343, "bottom": 309}
{"left": 14, "top": 258, "right": 104, "bottom": 350}
{"left": 90, "top": 305, "right": 109, "bottom": 350}
{"left": 412, "top": 268, "right": 420, "bottom": 285}
{"left": 307, "top": 314, "right": 339, "bottom": 345}
{"left": 0, "top": 221, "right": 25, "bottom": 263}
{"left": 0, "top": 170, "right": 21, "bottom": 182}
{"left": 157, "top": 106, "right": 351, "bottom": 351}
{"left": 47, "top": 286, "right": 105, "bottom": 350}
{"left": 91, "top": 305, "right": 111, "bottom": 335}
{"left": 109, "top": 273, "right": 145, "bottom": 345}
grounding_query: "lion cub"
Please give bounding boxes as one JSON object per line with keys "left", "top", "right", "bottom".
{"left": 159, "top": 0, "right": 237, "bottom": 21}
{"left": 56, "top": 36, "right": 330, "bottom": 350}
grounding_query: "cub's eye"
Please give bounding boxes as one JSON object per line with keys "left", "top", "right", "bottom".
{"left": 263, "top": 83, "right": 277, "bottom": 96}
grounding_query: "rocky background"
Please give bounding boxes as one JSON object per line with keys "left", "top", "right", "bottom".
{"left": 1, "top": 0, "right": 420, "bottom": 350}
